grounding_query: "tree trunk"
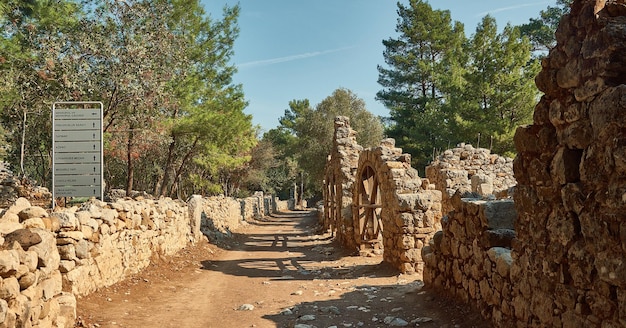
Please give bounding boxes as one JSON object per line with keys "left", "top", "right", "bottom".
{"left": 20, "top": 110, "right": 26, "bottom": 178}
{"left": 125, "top": 127, "right": 134, "bottom": 196}
{"left": 157, "top": 134, "right": 177, "bottom": 197}
{"left": 168, "top": 137, "right": 198, "bottom": 197}
{"left": 157, "top": 108, "right": 180, "bottom": 197}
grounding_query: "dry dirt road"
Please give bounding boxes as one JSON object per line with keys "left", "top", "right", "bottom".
{"left": 76, "top": 210, "right": 490, "bottom": 328}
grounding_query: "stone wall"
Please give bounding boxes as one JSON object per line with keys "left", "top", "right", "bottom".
{"left": 423, "top": 196, "right": 517, "bottom": 325}
{"left": 273, "top": 198, "right": 292, "bottom": 212}
{"left": 512, "top": 0, "right": 626, "bottom": 325}
{"left": 425, "top": 144, "right": 515, "bottom": 215}
{"left": 59, "top": 197, "right": 192, "bottom": 296}
{"left": 323, "top": 116, "right": 363, "bottom": 250}
{"left": 423, "top": 0, "right": 626, "bottom": 326}
{"left": 199, "top": 195, "right": 269, "bottom": 242}
{"left": 0, "top": 192, "right": 273, "bottom": 327}
{"left": 354, "top": 139, "right": 442, "bottom": 275}
{"left": 0, "top": 199, "right": 78, "bottom": 328}
{"left": 322, "top": 117, "right": 443, "bottom": 275}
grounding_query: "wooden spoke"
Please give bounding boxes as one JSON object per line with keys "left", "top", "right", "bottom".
{"left": 355, "top": 164, "right": 383, "bottom": 245}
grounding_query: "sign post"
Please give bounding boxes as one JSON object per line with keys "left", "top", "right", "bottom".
{"left": 52, "top": 102, "right": 103, "bottom": 207}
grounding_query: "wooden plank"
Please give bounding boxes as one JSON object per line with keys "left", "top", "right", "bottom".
{"left": 358, "top": 204, "right": 382, "bottom": 208}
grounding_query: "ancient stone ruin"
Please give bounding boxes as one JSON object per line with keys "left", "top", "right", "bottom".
{"left": 323, "top": 117, "right": 442, "bottom": 275}
{"left": 0, "top": 188, "right": 277, "bottom": 327}
{"left": 423, "top": 0, "right": 626, "bottom": 326}
{"left": 426, "top": 144, "right": 516, "bottom": 215}
{"left": 322, "top": 116, "right": 363, "bottom": 250}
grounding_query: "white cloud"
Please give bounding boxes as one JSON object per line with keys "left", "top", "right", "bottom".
{"left": 239, "top": 46, "right": 354, "bottom": 69}
{"left": 475, "top": 1, "right": 552, "bottom": 17}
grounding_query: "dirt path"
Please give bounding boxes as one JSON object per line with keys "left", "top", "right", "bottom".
{"left": 76, "top": 210, "right": 490, "bottom": 328}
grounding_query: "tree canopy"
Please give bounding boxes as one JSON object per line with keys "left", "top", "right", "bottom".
{"left": 0, "top": 0, "right": 255, "bottom": 198}
{"left": 262, "top": 88, "right": 384, "bottom": 201}
{"left": 519, "top": 0, "right": 573, "bottom": 53}
{"left": 0, "top": 0, "right": 571, "bottom": 202}
{"left": 378, "top": 0, "right": 540, "bottom": 170}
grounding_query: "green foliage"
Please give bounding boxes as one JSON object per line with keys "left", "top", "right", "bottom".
{"left": 378, "top": 1, "right": 540, "bottom": 171}
{"left": 450, "top": 17, "right": 540, "bottom": 155}
{"left": 519, "top": 0, "right": 572, "bottom": 53}
{"left": 264, "top": 88, "right": 384, "bottom": 199}
{"left": 0, "top": 0, "right": 83, "bottom": 182}
{"left": 377, "top": 0, "right": 465, "bottom": 169}
{"left": 0, "top": 0, "right": 255, "bottom": 198}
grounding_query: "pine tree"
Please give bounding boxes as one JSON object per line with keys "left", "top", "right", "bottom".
{"left": 519, "top": 0, "right": 573, "bottom": 53}
{"left": 377, "top": 0, "right": 465, "bottom": 169}
{"left": 451, "top": 16, "right": 540, "bottom": 155}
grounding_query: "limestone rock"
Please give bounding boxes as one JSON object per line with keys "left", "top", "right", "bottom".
{"left": 51, "top": 212, "right": 79, "bottom": 230}
{"left": 28, "top": 229, "right": 60, "bottom": 274}
{"left": 3, "top": 229, "right": 42, "bottom": 250}
{"left": 18, "top": 206, "right": 48, "bottom": 222}
{"left": 0, "top": 250, "right": 19, "bottom": 277}
{"left": 0, "top": 221, "right": 23, "bottom": 236}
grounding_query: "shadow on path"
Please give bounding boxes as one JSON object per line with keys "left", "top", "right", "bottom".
{"left": 200, "top": 210, "right": 397, "bottom": 281}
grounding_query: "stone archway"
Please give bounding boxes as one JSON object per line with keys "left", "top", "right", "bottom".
{"left": 354, "top": 139, "right": 442, "bottom": 274}
{"left": 322, "top": 167, "right": 340, "bottom": 237}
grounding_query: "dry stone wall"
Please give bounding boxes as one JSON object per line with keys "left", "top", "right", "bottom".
{"left": 423, "top": 196, "right": 517, "bottom": 325}
{"left": 58, "top": 197, "right": 192, "bottom": 296}
{"left": 425, "top": 144, "right": 515, "bottom": 215}
{"left": 0, "top": 200, "right": 76, "bottom": 327}
{"left": 356, "top": 139, "right": 442, "bottom": 275}
{"left": 513, "top": 0, "right": 626, "bottom": 325}
{"left": 199, "top": 195, "right": 270, "bottom": 242}
{"left": 323, "top": 116, "right": 363, "bottom": 250}
{"left": 0, "top": 192, "right": 273, "bottom": 327}
{"left": 423, "top": 0, "right": 626, "bottom": 326}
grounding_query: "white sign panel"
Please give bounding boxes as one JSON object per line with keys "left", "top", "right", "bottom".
{"left": 52, "top": 102, "right": 103, "bottom": 204}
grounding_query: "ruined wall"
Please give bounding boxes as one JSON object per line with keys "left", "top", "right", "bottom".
{"left": 425, "top": 144, "right": 515, "bottom": 215}
{"left": 423, "top": 196, "right": 517, "bottom": 325}
{"left": 0, "top": 199, "right": 78, "bottom": 328}
{"left": 512, "top": 0, "right": 626, "bottom": 325}
{"left": 423, "top": 0, "right": 626, "bottom": 326}
{"left": 51, "top": 197, "right": 192, "bottom": 296}
{"left": 357, "top": 139, "right": 442, "bottom": 275}
{"left": 0, "top": 192, "right": 272, "bottom": 327}
{"left": 273, "top": 198, "right": 292, "bottom": 212}
{"left": 199, "top": 195, "right": 267, "bottom": 242}
{"left": 323, "top": 116, "right": 363, "bottom": 250}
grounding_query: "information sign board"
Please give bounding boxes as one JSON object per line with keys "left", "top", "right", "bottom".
{"left": 52, "top": 102, "right": 103, "bottom": 204}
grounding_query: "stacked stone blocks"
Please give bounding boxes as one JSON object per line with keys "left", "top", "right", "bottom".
{"left": 425, "top": 144, "right": 516, "bottom": 215}
{"left": 323, "top": 116, "right": 363, "bottom": 250}
{"left": 423, "top": 196, "right": 517, "bottom": 325}
{"left": 0, "top": 192, "right": 271, "bottom": 327}
{"left": 423, "top": 0, "right": 626, "bottom": 326}
{"left": 357, "top": 139, "right": 442, "bottom": 275}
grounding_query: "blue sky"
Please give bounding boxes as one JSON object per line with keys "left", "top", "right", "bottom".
{"left": 200, "top": 1, "right": 557, "bottom": 133}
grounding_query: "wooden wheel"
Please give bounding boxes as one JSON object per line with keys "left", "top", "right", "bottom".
{"left": 356, "top": 165, "right": 383, "bottom": 244}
